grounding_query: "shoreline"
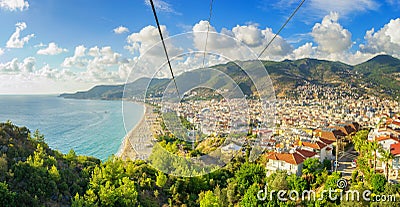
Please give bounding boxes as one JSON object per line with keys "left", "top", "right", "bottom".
{"left": 117, "top": 102, "right": 155, "bottom": 160}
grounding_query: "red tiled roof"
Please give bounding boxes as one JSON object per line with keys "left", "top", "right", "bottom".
{"left": 392, "top": 121, "right": 400, "bottom": 126}
{"left": 267, "top": 152, "right": 306, "bottom": 165}
{"left": 301, "top": 141, "right": 327, "bottom": 150}
{"left": 390, "top": 143, "right": 400, "bottom": 155}
{"left": 314, "top": 128, "right": 345, "bottom": 141}
{"left": 319, "top": 138, "right": 335, "bottom": 145}
{"left": 296, "top": 149, "right": 317, "bottom": 158}
{"left": 376, "top": 135, "right": 399, "bottom": 142}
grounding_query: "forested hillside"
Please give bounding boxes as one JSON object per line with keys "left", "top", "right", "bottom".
{"left": 1, "top": 123, "right": 400, "bottom": 206}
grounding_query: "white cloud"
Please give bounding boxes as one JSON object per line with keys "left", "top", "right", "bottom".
{"left": 62, "top": 45, "right": 87, "bottom": 68}
{"left": 125, "top": 24, "right": 182, "bottom": 58}
{"left": 91, "top": 46, "right": 121, "bottom": 65}
{"left": 311, "top": 12, "right": 352, "bottom": 53}
{"left": 192, "top": 21, "right": 293, "bottom": 60}
{"left": 292, "top": 42, "right": 316, "bottom": 59}
{"left": 0, "top": 57, "right": 35, "bottom": 74}
{"left": 88, "top": 46, "right": 101, "bottom": 57}
{"left": 37, "top": 42, "right": 68, "bottom": 55}
{"left": 0, "top": 58, "right": 20, "bottom": 73}
{"left": 144, "top": 0, "right": 175, "bottom": 13}
{"left": 0, "top": 59, "right": 93, "bottom": 94}
{"left": 113, "top": 26, "right": 129, "bottom": 34}
{"left": 61, "top": 45, "right": 124, "bottom": 82}
{"left": 360, "top": 18, "right": 400, "bottom": 58}
{"left": 273, "top": 0, "right": 379, "bottom": 21}
{"left": 0, "top": 0, "right": 29, "bottom": 11}
{"left": 281, "top": 13, "right": 378, "bottom": 65}
{"left": 0, "top": 48, "right": 4, "bottom": 56}
{"left": 0, "top": 51, "right": 124, "bottom": 94}
{"left": 35, "top": 64, "right": 76, "bottom": 81}
{"left": 232, "top": 25, "right": 263, "bottom": 47}
{"left": 6, "top": 22, "right": 35, "bottom": 48}
{"left": 308, "top": 0, "right": 378, "bottom": 16}
{"left": 192, "top": 21, "right": 236, "bottom": 51}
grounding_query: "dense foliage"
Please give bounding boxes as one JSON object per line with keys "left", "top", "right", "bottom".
{"left": 1, "top": 122, "right": 400, "bottom": 206}
{"left": 0, "top": 122, "right": 100, "bottom": 206}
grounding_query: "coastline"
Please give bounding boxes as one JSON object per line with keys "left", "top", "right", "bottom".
{"left": 117, "top": 102, "right": 155, "bottom": 160}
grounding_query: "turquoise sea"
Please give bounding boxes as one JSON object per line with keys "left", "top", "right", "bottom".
{"left": 0, "top": 95, "right": 144, "bottom": 160}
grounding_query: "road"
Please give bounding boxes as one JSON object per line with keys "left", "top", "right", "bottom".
{"left": 337, "top": 145, "right": 358, "bottom": 178}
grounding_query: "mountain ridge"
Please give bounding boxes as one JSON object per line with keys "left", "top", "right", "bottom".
{"left": 59, "top": 54, "right": 400, "bottom": 100}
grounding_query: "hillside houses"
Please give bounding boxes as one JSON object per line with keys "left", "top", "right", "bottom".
{"left": 266, "top": 151, "right": 311, "bottom": 176}
{"left": 367, "top": 114, "right": 400, "bottom": 178}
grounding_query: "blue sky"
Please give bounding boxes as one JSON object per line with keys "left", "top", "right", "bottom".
{"left": 0, "top": 0, "right": 399, "bottom": 94}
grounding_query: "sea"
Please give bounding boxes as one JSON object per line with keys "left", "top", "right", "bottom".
{"left": 0, "top": 95, "right": 144, "bottom": 160}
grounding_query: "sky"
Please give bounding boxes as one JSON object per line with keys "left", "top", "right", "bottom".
{"left": 0, "top": 0, "right": 399, "bottom": 94}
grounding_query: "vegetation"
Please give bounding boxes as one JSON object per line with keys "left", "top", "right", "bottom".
{"left": 0, "top": 121, "right": 100, "bottom": 206}
{"left": 1, "top": 122, "right": 400, "bottom": 206}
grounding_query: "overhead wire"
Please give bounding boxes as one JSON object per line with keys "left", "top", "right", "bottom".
{"left": 224, "top": 0, "right": 306, "bottom": 135}
{"left": 149, "top": 0, "right": 181, "bottom": 98}
{"left": 202, "top": 0, "right": 214, "bottom": 69}
{"left": 229, "top": 0, "right": 306, "bottom": 96}
{"left": 258, "top": 0, "right": 306, "bottom": 59}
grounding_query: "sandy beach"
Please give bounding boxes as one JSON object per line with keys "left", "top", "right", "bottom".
{"left": 117, "top": 103, "right": 157, "bottom": 160}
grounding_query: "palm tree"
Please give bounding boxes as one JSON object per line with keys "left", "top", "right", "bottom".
{"left": 353, "top": 130, "right": 369, "bottom": 157}
{"left": 369, "top": 141, "right": 381, "bottom": 172}
{"left": 379, "top": 148, "right": 394, "bottom": 180}
{"left": 362, "top": 141, "right": 374, "bottom": 168}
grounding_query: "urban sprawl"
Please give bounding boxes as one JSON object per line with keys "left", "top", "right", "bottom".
{"left": 142, "top": 82, "right": 400, "bottom": 180}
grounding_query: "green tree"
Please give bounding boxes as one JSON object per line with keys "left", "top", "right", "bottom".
{"left": 322, "top": 159, "right": 331, "bottom": 171}
{"left": 31, "top": 129, "right": 45, "bottom": 144}
{"left": 48, "top": 165, "right": 60, "bottom": 182}
{"left": 270, "top": 171, "right": 289, "bottom": 191}
{"left": 65, "top": 149, "right": 77, "bottom": 161}
{"left": 371, "top": 173, "right": 386, "bottom": 193}
{"left": 352, "top": 130, "right": 369, "bottom": 157}
{"left": 156, "top": 171, "right": 167, "bottom": 188}
{"left": 240, "top": 183, "right": 260, "bottom": 207}
{"left": 71, "top": 193, "right": 95, "bottom": 207}
{"left": 0, "top": 154, "right": 8, "bottom": 180}
{"left": 234, "top": 162, "right": 265, "bottom": 194}
{"left": 287, "top": 174, "right": 307, "bottom": 192}
{"left": 379, "top": 148, "right": 394, "bottom": 180}
{"left": 114, "top": 177, "right": 138, "bottom": 206}
{"left": 324, "top": 172, "right": 341, "bottom": 190}
{"left": 302, "top": 158, "right": 322, "bottom": 186}
{"left": 0, "top": 182, "right": 16, "bottom": 207}
{"left": 303, "top": 158, "right": 322, "bottom": 174}
{"left": 199, "top": 190, "right": 221, "bottom": 207}
{"left": 369, "top": 141, "right": 380, "bottom": 172}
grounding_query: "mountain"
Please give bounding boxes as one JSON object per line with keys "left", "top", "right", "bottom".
{"left": 354, "top": 55, "right": 400, "bottom": 97}
{"left": 59, "top": 78, "right": 170, "bottom": 100}
{"left": 60, "top": 84, "right": 124, "bottom": 100}
{"left": 59, "top": 55, "right": 400, "bottom": 100}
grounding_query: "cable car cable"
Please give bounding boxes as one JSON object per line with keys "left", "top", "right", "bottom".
{"left": 258, "top": 0, "right": 306, "bottom": 58}
{"left": 149, "top": 0, "right": 181, "bottom": 98}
